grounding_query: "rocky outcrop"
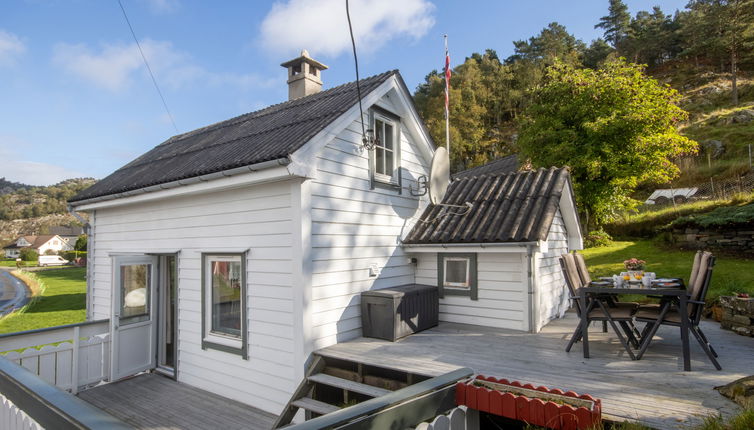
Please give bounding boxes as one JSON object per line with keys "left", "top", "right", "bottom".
{"left": 671, "top": 227, "right": 754, "bottom": 253}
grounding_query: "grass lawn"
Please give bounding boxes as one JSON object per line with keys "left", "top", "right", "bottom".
{"left": 582, "top": 240, "right": 754, "bottom": 303}
{"left": 0, "top": 267, "right": 86, "bottom": 334}
{"left": 0, "top": 260, "right": 37, "bottom": 268}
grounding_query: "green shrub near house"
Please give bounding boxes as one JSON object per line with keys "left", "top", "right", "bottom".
{"left": 670, "top": 203, "right": 754, "bottom": 230}
{"left": 19, "top": 248, "right": 38, "bottom": 262}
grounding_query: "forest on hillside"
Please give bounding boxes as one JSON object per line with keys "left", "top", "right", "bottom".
{"left": 0, "top": 178, "right": 96, "bottom": 221}
{"left": 413, "top": 0, "right": 754, "bottom": 173}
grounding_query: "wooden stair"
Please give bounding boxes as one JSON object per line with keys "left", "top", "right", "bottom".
{"left": 272, "top": 353, "right": 429, "bottom": 428}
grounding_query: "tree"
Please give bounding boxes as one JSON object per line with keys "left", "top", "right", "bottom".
{"left": 414, "top": 50, "right": 516, "bottom": 172}
{"left": 517, "top": 59, "right": 697, "bottom": 227}
{"left": 74, "top": 234, "right": 88, "bottom": 251}
{"left": 583, "top": 39, "right": 615, "bottom": 69}
{"left": 19, "top": 248, "right": 38, "bottom": 262}
{"left": 684, "top": 0, "right": 754, "bottom": 104}
{"left": 595, "top": 0, "right": 632, "bottom": 48}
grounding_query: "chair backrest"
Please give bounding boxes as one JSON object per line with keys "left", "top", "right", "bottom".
{"left": 688, "top": 252, "right": 715, "bottom": 322}
{"left": 572, "top": 252, "right": 592, "bottom": 286}
{"left": 688, "top": 250, "right": 703, "bottom": 289}
{"left": 559, "top": 253, "right": 585, "bottom": 315}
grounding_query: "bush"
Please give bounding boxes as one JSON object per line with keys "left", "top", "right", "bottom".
{"left": 61, "top": 251, "right": 86, "bottom": 262}
{"left": 584, "top": 229, "right": 613, "bottom": 248}
{"left": 671, "top": 203, "right": 754, "bottom": 230}
{"left": 43, "top": 249, "right": 57, "bottom": 256}
{"left": 19, "top": 248, "right": 38, "bottom": 262}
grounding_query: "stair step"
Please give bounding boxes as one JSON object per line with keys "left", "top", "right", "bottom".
{"left": 291, "top": 397, "right": 340, "bottom": 416}
{"left": 308, "top": 373, "right": 392, "bottom": 398}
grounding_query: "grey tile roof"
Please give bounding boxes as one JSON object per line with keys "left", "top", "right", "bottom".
{"left": 403, "top": 167, "right": 571, "bottom": 244}
{"left": 452, "top": 154, "right": 519, "bottom": 179}
{"left": 70, "top": 70, "right": 398, "bottom": 203}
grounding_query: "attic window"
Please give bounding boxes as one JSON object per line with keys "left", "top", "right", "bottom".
{"left": 370, "top": 108, "right": 401, "bottom": 187}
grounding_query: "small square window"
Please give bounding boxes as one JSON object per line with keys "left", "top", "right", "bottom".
{"left": 438, "top": 253, "right": 478, "bottom": 300}
{"left": 444, "top": 258, "right": 470, "bottom": 288}
{"left": 202, "top": 253, "right": 247, "bottom": 358}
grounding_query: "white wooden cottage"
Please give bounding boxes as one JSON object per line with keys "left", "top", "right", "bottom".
{"left": 67, "top": 51, "right": 582, "bottom": 417}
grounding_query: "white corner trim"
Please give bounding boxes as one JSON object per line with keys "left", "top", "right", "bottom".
{"left": 559, "top": 182, "right": 583, "bottom": 250}
{"left": 74, "top": 166, "right": 294, "bottom": 211}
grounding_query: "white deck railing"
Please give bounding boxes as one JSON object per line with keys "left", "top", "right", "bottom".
{"left": 0, "top": 320, "right": 110, "bottom": 394}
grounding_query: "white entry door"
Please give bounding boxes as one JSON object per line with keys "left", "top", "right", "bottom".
{"left": 111, "top": 255, "right": 158, "bottom": 381}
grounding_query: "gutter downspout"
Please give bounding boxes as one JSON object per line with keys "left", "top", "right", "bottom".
{"left": 67, "top": 205, "right": 91, "bottom": 320}
{"left": 526, "top": 244, "right": 538, "bottom": 333}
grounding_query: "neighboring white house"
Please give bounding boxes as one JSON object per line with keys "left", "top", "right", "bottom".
{"left": 67, "top": 51, "right": 582, "bottom": 417}
{"left": 3, "top": 234, "right": 73, "bottom": 258}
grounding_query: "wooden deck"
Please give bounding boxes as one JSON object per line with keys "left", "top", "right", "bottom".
{"left": 318, "top": 312, "right": 754, "bottom": 430}
{"left": 78, "top": 373, "right": 276, "bottom": 430}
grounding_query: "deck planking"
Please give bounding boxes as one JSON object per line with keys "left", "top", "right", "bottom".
{"left": 318, "top": 312, "right": 754, "bottom": 430}
{"left": 78, "top": 373, "right": 275, "bottom": 430}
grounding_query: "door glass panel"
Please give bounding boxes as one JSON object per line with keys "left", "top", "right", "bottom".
{"left": 210, "top": 260, "right": 242, "bottom": 337}
{"left": 121, "top": 264, "right": 150, "bottom": 323}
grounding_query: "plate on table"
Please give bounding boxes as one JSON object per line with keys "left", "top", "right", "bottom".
{"left": 590, "top": 281, "right": 612, "bottom": 287}
{"left": 654, "top": 278, "right": 677, "bottom": 283}
{"left": 652, "top": 282, "right": 679, "bottom": 288}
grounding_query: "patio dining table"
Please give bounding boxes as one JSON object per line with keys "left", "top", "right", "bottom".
{"left": 576, "top": 282, "right": 696, "bottom": 371}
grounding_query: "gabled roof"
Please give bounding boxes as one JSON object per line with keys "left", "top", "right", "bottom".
{"left": 403, "top": 167, "right": 571, "bottom": 244}
{"left": 3, "top": 235, "right": 59, "bottom": 250}
{"left": 452, "top": 154, "right": 519, "bottom": 179}
{"left": 70, "top": 70, "right": 398, "bottom": 203}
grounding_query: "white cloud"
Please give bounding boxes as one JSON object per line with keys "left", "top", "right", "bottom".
{"left": 259, "top": 0, "right": 435, "bottom": 58}
{"left": 52, "top": 39, "right": 202, "bottom": 91}
{"left": 0, "top": 30, "right": 26, "bottom": 66}
{"left": 143, "top": 0, "right": 180, "bottom": 14}
{"left": 0, "top": 145, "right": 87, "bottom": 186}
{"left": 52, "top": 39, "right": 271, "bottom": 92}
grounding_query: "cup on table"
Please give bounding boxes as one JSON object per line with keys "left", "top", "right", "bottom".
{"left": 642, "top": 276, "right": 652, "bottom": 288}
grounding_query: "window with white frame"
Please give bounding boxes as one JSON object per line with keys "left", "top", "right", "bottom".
{"left": 437, "top": 253, "right": 478, "bottom": 300}
{"left": 372, "top": 110, "right": 400, "bottom": 184}
{"left": 202, "top": 253, "right": 247, "bottom": 356}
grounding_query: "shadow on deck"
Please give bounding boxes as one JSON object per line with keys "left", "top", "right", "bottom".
{"left": 317, "top": 312, "right": 754, "bottom": 430}
{"left": 78, "top": 372, "right": 276, "bottom": 430}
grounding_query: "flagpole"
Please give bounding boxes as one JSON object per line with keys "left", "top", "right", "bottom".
{"left": 444, "top": 35, "right": 450, "bottom": 159}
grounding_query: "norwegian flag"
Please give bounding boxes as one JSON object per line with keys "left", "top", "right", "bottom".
{"left": 444, "top": 40, "right": 451, "bottom": 115}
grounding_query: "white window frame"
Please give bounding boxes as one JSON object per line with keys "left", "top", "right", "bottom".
{"left": 443, "top": 257, "right": 471, "bottom": 289}
{"left": 202, "top": 253, "right": 247, "bottom": 356}
{"left": 371, "top": 109, "right": 400, "bottom": 185}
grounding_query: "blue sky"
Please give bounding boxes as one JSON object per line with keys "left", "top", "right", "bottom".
{"left": 1, "top": 0, "right": 688, "bottom": 185}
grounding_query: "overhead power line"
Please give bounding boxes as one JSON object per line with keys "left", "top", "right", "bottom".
{"left": 117, "top": 0, "right": 179, "bottom": 134}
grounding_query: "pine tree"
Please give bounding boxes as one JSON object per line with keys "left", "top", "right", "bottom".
{"left": 595, "top": 0, "right": 632, "bottom": 49}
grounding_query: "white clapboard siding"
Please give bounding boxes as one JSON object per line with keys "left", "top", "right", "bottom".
{"left": 415, "top": 252, "right": 528, "bottom": 331}
{"left": 309, "top": 99, "right": 431, "bottom": 350}
{"left": 535, "top": 209, "right": 570, "bottom": 332}
{"left": 88, "top": 180, "right": 298, "bottom": 415}
{"left": 0, "top": 395, "right": 43, "bottom": 430}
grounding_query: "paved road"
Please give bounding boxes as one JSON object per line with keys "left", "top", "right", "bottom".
{"left": 0, "top": 268, "right": 30, "bottom": 317}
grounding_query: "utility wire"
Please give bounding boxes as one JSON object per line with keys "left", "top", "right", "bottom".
{"left": 345, "top": 0, "right": 370, "bottom": 150}
{"left": 117, "top": 0, "right": 179, "bottom": 134}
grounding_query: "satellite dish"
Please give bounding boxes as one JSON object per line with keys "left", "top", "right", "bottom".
{"left": 428, "top": 147, "right": 450, "bottom": 205}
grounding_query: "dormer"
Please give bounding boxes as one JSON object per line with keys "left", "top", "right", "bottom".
{"left": 280, "top": 49, "right": 328, "bottom": 100}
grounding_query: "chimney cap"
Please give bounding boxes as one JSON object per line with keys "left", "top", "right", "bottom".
{"left": 280, "top": 50, "right": 328, "bottom": 70}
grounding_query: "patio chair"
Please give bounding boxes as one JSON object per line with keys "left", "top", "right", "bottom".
{"left": 560, "top": 254, "right": 639, "bottom": 358}
{"left": 634, "top": 252, "right": 721, "bottom": 370}
{"left": 572, "top": 251, "right": 639, "bottom": 334}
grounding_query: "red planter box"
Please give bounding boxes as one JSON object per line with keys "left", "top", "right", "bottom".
{"left": 455, "top": 375, "right": 601, "bottom": 430}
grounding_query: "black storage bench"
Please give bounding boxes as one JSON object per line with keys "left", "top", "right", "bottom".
{"left": 360, "top": 284, "right": 439, "bottom": 341}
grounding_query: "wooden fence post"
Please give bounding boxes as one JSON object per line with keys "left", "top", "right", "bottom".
{"left": 70, "top": 327, "right": 79, "bottom": 395}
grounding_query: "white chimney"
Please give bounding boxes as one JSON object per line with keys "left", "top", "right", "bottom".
{"left": 280, "top": 49, "right": 328, "bottom": 101}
